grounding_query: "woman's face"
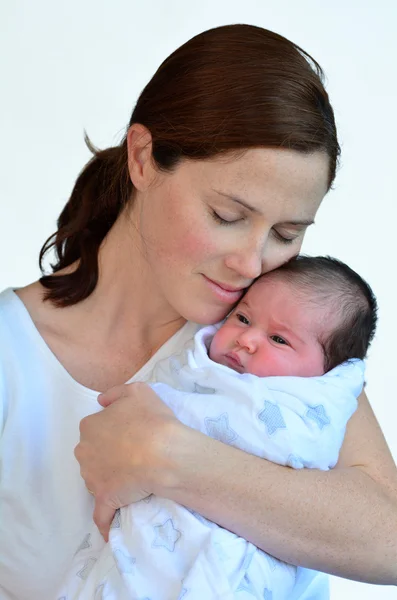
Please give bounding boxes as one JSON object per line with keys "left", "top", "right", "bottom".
{"left": 130, "top": 142, "right": 329, "bottom": 325}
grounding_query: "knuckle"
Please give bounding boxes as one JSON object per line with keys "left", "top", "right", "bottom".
{"left": 74, "top": 444, "right": 81, "bottom": 460}
{"left": 79, "top": 416, "right": 88, "bottom": 433}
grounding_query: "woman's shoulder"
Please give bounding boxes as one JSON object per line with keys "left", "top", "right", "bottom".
{"left": 0, "top": 281, "right": 47, "bottom": 332}
{"left": 0, "top": 283, "right": 57, "bottom": 383}
{"left": 11, "top": 281, "right": 48, "bottom": 322}
{"left": 0, "top": 282, "right": 43, "bottom": 339}
{"left": 0, "top": 286, "right": 32, "bottom": 433}
{"left": 0, "top": 286, "right": 24, "bottom": 332}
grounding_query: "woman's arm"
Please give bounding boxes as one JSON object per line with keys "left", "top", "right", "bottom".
{"left": 77, "top": 386, "right": 397, "bottom": 584}
{"left": 160, "top": 390, "right": 397, "bottom": 584}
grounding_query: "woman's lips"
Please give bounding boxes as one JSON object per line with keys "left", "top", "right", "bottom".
{"left": 203, "top": 276, "right": 245, "bottom": 304}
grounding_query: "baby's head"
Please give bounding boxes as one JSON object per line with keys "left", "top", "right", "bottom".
{"left": 209, "top": 256, "right": 378, "bottom": 377}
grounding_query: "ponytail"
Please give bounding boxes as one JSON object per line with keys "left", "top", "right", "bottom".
{"left": 39, "top": 135, "right": 131, "bottom": 306}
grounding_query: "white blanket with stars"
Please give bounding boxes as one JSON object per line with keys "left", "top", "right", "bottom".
{"left": 57, "top": 325, "right": 364, "bottom": 600}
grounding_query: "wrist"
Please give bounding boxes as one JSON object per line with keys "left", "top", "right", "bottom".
{"left": 149, "top": 419, "right": 201, "bottom": 498}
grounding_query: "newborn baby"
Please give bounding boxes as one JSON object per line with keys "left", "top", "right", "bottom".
{"left": 59, "top": 256, "right": 377, "bottom": 600}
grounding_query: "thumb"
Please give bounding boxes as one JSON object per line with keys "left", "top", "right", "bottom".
{"left": 93, "top": 501, "right": 117, "bottom": 542}
{"left": 97, "top": 384, "right": 128, "bottom": 407}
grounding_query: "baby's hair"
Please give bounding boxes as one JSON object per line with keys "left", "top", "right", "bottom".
{"left": 265, "top": 255, "right": 378, "bottom": 372}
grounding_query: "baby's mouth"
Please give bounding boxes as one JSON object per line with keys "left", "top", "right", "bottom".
{"left": 224, "top": 351, "right": 244, "bottom": 371}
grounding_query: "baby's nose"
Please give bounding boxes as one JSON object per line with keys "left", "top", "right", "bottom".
{"left": 236, "top": 331, "right": 257, "bottom": 353}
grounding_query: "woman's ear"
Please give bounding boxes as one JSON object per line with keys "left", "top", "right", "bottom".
{"left": 126, "top": 123, "right": 155, "bottom": 191}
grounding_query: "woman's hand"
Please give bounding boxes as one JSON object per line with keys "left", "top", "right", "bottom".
{"left": 74, "top": 382, "right": 181, "bottom": 541}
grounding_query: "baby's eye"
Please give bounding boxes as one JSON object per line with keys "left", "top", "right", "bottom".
{"left": 236, "top": 313, "right": 250, "bottom": 325}
{"left": 270, "top": 335, "right": 287, "bottom": 345}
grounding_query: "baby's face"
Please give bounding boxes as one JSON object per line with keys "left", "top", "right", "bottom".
{"left": 209, "top": 276, "right": 326, "bottom": 377}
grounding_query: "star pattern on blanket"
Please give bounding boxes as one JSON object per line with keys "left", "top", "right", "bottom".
{"left": 169, "top": 356, "right": 185, "bottom": 375}
{"left": 306, "top": 404, "right": 330, "bottom": 429}
{"left": 204, "top": 413, "right": 237, "bottom": 443}
{"left": 237, "top": 573, "right": 256, "bottom": 595}
{"left": 263, "top": 589, "right": 273, "bottom": 600}
{"left": 111, "top": 509, "right": 121, "bottom": 529}
{"left": 258, "top": 401, "right": 287, "bottom": 435}
{"left": 152, "top": 518, "right": 182, "bottom": 552}
{"left": 76, "top": 557, "right": 97, "bottom": 580}
{"left": 75, "top": 533, "right": 92, "bottom": 554}
{"left": 178, "top": 588, "right": 188, "bottom": 599}
{"left": 193, "top": 382, "right": 216, "bottom": 394}
{"left": 114, "top": 548, "right": 136, "bottom": 574}
{"left": 242, "top": 550, "right": 256, "bottom": 571}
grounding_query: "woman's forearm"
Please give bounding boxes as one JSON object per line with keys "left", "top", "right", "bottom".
{"left": 158, "top": 424, "right": 397, "bottom": 585}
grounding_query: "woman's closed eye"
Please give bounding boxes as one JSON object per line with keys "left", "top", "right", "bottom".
{"left": 271, "top": 229, "right": 299, "bottom": 245}
{"left": 211, "top": 209, "right": 244, "bottom": 226}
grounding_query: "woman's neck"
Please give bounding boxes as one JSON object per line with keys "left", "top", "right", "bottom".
{"left": 73, "top": 212, "right": 186, "bottom": 349}
{"left": 28, "top": 212, "right": 186, "bottom": 357}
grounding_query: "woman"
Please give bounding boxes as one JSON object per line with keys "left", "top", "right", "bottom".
{"left": 0, "top": 24, "right": 395, "bottom": 599}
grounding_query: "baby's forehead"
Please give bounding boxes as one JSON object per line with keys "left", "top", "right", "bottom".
{"left": 244, "top": 274, "right": 335, "bottom": 324}
{"left": 249, "top": 271, "right": 326, "bottom": 300}
{"left": 247, "top": 272, "right": 302, "bottom": 296}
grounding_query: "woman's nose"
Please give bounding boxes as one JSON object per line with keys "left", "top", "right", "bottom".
{"left": 224, "top": 233, "right": 268, "bottom": 279}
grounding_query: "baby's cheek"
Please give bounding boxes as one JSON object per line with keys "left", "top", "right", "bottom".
{"left": 295, "top": 354, "right": 325, "bottom": 377}
{"left": 209, "top": 329, "right": 228, "bottom": 361}
{"left": 249, "top": 347, "right": 290, "bottom": 377}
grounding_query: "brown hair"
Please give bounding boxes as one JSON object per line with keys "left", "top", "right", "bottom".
{"left": 267, "top": 255, "right": 378, "bottom": 372}
{"left": 40, "top": 24, "right": 340, "bottom": 306}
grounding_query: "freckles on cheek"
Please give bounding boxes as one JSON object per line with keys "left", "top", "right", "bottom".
{"left": 173, "top": 227, "right": 219, "bottom": 263}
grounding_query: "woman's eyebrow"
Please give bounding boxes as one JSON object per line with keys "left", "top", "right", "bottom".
{"left": 279, "top": 219, "right": 315, "bottom": 227}
{"left": 212, "top": 189, "right": 259, "bottom": 213}
{"left": 212, "top": 189, "right": 315, "bottom": 226}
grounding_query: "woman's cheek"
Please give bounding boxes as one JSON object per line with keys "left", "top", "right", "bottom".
{"left": 171, "top": 226, "right": 222, "bottom": 265}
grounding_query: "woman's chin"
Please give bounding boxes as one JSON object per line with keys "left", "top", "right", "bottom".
{"left": 183, "top": 305, "right": 231, "bottom": 326}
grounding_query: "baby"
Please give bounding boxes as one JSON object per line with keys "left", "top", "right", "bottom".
{"left": 209, "top": 254, "right": 376, "bottom": 378}
{"left": 59, "top": 256, "right": 377, "bottom": 600}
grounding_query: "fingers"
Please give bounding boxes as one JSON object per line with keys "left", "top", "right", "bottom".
{"left": 93, "top": 501, "right": 117, "bottom": 542}
{"left": 97, "top": 382, "right": 149, "bottom": 407}
{"left": 97, "top": 384, "right": 128, "bottom": 407}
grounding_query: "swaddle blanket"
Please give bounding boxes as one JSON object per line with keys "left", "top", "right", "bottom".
{"left": 58, "top": 325, "right": 364, "bottom": 600}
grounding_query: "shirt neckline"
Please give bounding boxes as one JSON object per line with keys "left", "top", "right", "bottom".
{"left": 2, "top": 287, "right": 198, "bottom": 399}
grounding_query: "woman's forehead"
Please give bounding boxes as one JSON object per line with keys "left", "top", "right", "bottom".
{"left": 176, "top": 148, "right": 329, "bottom": 216}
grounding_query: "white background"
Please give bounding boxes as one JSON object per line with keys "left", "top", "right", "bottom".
{"left": 1, "top": 1, "right": 396, "bottom": 598}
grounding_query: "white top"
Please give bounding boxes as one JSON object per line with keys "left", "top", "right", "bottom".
{"left": 0, "top": 288, "right": 329, "bottom": 600}
{"left": 0, "top": 288, "right": 199, "bottom": 599}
